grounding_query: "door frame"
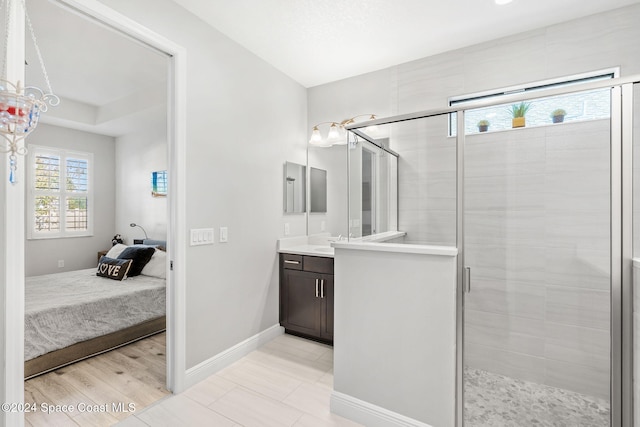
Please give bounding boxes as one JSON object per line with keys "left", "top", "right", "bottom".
{"left": 3, "top": 2, "right": 188, "bottom": 425}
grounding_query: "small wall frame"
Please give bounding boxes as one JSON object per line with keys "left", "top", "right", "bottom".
{"left": 151, "top": 170, "right": 167, "bottom": 197}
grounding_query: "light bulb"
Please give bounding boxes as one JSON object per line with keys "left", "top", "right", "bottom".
{"left": 364, "top": 115, "right": 378, "bottom": 136}
{"left": 308, "top": 127, "right": 322, "bottom": 145}
{"left": 326, "top": 123, "right": 341, "bottom": 144}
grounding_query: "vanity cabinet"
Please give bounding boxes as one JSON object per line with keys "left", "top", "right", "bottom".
{"left": 280, "top": 253, "right": 334, "bottom": 344}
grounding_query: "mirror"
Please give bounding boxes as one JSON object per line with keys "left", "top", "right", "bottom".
{"left": 307, "top": 144, "right": 348, "bottom": 237}
{"left": 309, "top": 167, "right": 327, "bottom": 213}
{"left": 284, "top": 161, "right": 306, "bottom": 213}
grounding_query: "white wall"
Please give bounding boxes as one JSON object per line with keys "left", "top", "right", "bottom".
{"left": 25, "top": 123, "right": 116, "bottom": 276}
{"left": 332, "top": 245, "right": 457, "bottom": 426}
{"left": 97, "top": 0, "right": 308, "bottom": 369}
{"left": 115, "top": 122, "right": 168, "bottom": 244}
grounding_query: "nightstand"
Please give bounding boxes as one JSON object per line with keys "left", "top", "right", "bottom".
{"left": 97, "top": 250, "right": 109, "bottom": 263}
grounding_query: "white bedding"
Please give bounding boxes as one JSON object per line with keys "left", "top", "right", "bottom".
{"left": 25, "top": 268, "right": 166, "bottom": 361}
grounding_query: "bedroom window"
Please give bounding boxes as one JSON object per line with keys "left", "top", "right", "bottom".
{"left": 28, "top": 146, "right": 94, "bottom": 239}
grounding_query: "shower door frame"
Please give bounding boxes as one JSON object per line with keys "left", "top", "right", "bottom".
{"left": 454, "top": 79, "right": 633, "bottom": 427}
{"left": 346, "top": 74, "right": 640, "bottom": 427}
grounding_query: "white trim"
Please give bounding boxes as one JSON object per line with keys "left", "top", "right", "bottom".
{"left": 184, "top": 325, "right": 284, "bottom": 389}
{"left": 4, "top": 1, "right": 26, "bottom": 425}
{"left": 448, "top": 66, "right": 620, "bottom": 105}
{"left": 330, "top": 391, "right": 434, "bottom": 427}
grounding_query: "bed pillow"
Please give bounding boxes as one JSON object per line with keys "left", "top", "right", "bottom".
{"left": 117, "top": 245, "right": 156, "bottom": 277}
{"left": 106, "top": 243, "right": 128, "bottom": 259}
{"left": 97, "top": 256, "right": 132, "bottom": 281}
{"left": 141, "top": 248, "right": 167, "bottom": 279}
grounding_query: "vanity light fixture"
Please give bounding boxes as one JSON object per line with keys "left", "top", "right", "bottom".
{"left": 0, "top": 0, "right": 59, "bottom": 184}
{"left": 309, "top": 114, "right": 378, "bottom": 147}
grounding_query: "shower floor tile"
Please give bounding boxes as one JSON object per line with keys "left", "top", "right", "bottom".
{"left": 464, "top": 368, "right": 610, "bottom": 427}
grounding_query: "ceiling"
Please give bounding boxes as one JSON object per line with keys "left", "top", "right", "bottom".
{"left": 24, "top": 0, "right": 169, "bottom": 137}
{"left": 17, "top": 0, "right": 640, "bottom": 136}
{"left": 172, "top": 0, "right": 640, "bottom": 88}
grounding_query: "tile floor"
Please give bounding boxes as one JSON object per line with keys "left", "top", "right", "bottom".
{"left": 464, "top": 368, "right": 610, "bottom": 427}
{"left": 115, "top": 334, "right": 363, "bottom": 427}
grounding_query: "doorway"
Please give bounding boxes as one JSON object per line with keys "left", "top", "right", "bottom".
{"left": 0, "top": 0, "right": 187, "bottom": 425}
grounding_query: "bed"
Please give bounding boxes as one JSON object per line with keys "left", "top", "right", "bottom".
{"left": 24, "top": 243, "right": 167, "bottom": 379}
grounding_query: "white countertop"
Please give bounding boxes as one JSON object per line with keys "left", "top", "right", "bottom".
{"left": 332, "top": 241, "right": 458, "bottom": 256}
{"left": 278, "top": 244, "right": 335, "bottom": 258}
{"left": 277, "top": 231, "right": 410, "bottom": 258}
{"left": 277, "top": 235, "right": 334, "bottom": 258}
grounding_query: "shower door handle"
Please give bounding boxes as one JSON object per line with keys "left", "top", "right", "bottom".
{"left": 464, "top": 267, "right": 471, "bottom": 293}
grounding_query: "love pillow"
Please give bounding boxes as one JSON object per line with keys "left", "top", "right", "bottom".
{"left": 97, "top": 256, "right": 132, "bottom": 281}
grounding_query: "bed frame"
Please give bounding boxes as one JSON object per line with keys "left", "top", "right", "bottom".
{"left": 24, "top": 315, "right": 166, "bottom": 379}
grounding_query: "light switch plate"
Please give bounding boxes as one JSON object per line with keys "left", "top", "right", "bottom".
{"left": 190, "top": 228, "right": 214, "bottom": 246}
{"left": 219, "top": 227, "right": 228, "bottom": 243}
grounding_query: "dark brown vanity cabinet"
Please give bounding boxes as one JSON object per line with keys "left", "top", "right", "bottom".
{"left": 279, "top": 253, "right": 334, "bottom": 344}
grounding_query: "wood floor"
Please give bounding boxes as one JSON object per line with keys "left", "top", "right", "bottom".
{"left": 24, "top": 332, "right": 169, "bottom": 427}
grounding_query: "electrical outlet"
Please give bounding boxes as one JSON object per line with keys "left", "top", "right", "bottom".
{"left": 58, "top": 260, "right": 64, "bottom": 268}
{"left": 321, "top": 220, "right": 326, "bottom": 232}
{"left": 284, "top": 223, "right": 290, "bottom": 236}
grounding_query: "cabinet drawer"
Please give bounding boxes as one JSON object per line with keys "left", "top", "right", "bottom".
{"left": 303, "top": 256, "right": 334, "bottom": 274}
{"left": 281, "top": 254, "right": 303, "bottom": 270}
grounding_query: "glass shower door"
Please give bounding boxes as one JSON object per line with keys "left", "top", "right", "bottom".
{"left": 462, "top": 95, "right": 612, "bottom": 426}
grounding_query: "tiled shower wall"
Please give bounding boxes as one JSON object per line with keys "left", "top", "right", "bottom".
{"left": 464, "top": 120, "right": 611, "bottom": 399}
{"left": 395, "top": 118, "right": 611, "bottom": 399}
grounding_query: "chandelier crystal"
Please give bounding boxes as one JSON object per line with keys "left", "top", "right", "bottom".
{"left": 0, "top": 0, "right": 59, "bottom": 183}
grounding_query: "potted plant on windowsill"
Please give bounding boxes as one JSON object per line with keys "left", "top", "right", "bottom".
{"left": 510, "top": 102, "right": 531, "bottom": 128}
{"left": 477, "top": 120, "right": 490, "bottom": 132}
{"left": 551, "top": 108, "right": 566, "bottom": 123}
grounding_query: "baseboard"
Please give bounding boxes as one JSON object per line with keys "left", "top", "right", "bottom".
{"left": 184, "top": 324, "right": 284, "bottom": 389}
{"left": 331, "top": 391, "right": 433, "bottom": 427}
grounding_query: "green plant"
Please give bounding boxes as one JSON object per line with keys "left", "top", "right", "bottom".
{"left": 551, "top": 108, "right": 566, "bottom": 117}
{"left": 510, "top": 102, "right": 532, "bottom": 118}
{"left": 477, "top": 120, "right": 490, "bottom": 127}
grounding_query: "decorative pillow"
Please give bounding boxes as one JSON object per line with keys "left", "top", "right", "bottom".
{"left": 117, "top": 245, "right": 156, "bottom": 277}
{"left": 141, "top": 248, "right": 167, "bottom": 279}
{"left": 97, "top": 256, "right": 132, "bottom": 281}
{"left": 106, "top": 243, "right": 128, "bottom": 259}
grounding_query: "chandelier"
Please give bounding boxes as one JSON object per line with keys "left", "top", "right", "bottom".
{"left": 0, "top": 0, "right": 59, "bottom": 184}
{"left": 309, "top": 114, "right": 377, "bottom": 147}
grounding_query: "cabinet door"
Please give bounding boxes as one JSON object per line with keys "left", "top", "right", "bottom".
{"left": 320, "top": 275, "right": 334, "bottom": 341}
{"left": 281, "top": 270, "right": 321, "bottom": 337}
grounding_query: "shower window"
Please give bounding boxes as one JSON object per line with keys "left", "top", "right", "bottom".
{"left": 449, "top": 69, "right": 616, "bottom": 136}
